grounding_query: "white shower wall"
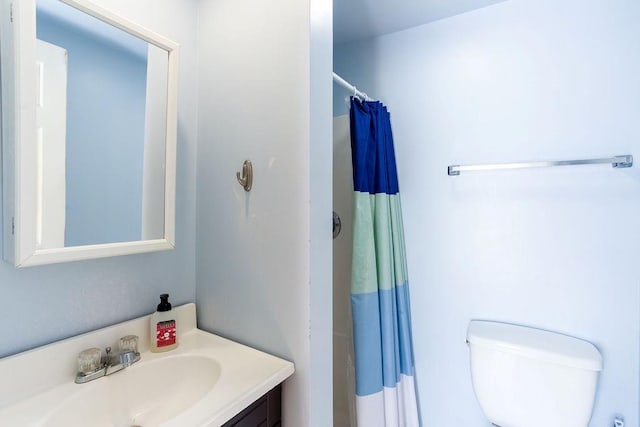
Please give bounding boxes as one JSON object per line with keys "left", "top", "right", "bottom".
{"left": 333, "top": 115, "right": 356, "bottom": 427}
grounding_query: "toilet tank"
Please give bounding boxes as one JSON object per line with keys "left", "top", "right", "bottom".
{"left": 467, "top": 321, "right": 603, "bottom": 427}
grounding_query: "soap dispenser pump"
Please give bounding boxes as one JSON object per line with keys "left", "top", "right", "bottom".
{"left": 150, "top": 293, "right": 178, "bottom": 352}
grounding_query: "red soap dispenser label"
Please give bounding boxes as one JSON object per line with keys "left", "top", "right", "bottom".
{"left": 156, "top": 320, "right": 176, "bottom": 347}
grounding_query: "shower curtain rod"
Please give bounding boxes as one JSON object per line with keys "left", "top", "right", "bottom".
{"left": 333, "top": 72, "right": 373, "bottom": 101}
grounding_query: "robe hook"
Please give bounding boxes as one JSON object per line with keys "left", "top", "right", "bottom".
{"left": 236, "top": 160, "right": 253, "bottom": 191}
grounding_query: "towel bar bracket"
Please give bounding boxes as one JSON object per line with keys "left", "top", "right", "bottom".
{"left": 612, "top": 155, "right": 633, "bottom": 169}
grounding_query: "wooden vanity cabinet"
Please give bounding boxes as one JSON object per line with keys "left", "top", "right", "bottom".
{"left": 221, "top": 385, "right": 282, "bottom": 427}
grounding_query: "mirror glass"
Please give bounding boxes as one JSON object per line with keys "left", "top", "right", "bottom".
{"left": 34, "top": 0, "right": 168, "bottom": 248}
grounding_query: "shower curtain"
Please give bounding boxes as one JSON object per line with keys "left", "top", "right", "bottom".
{"left": 350, "top": 98, "right": 419, "bottom": 427}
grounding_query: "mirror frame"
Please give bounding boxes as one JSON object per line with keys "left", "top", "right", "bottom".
{"left": 1, "top": 0, "right": 179, "bottom": 267}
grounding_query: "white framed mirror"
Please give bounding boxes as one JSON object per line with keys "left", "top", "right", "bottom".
{"left": 1, "top": 0, "right": 179, "bottom": 267}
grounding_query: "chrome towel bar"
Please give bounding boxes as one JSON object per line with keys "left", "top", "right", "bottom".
{"left": 448, "top": 155, "right": 633, "bottom": 176}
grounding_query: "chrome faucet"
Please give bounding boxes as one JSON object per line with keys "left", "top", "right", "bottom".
{"left": 75, "top": 335, "right": 141, "bottom": 384}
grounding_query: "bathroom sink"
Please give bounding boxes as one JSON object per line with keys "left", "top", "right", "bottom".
{"left": 0, "top": 304, "right": 294, "bottom": 426}
{"left": 44, "top": 355, "right": 221, "bottom": 426}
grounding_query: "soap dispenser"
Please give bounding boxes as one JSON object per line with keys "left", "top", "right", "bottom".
{"left": 150, "top": 293, "right": 178, "bottom": 352}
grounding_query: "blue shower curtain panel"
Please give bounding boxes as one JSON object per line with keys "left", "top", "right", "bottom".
{"left": 350, "top": 98, "right": 419, "bottom": 427}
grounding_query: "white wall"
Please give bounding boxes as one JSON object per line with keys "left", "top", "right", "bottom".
{"left": 195, "top": 0, "right": 333, "bottom": 425}
{"left": 335, "top": 0, "right": 640, "bottom": 425}
{"left": 0, "top": 0, "right": 199, "bottom": 358}
{"left": 309, "top": 0, "right": 334, "bottom": 422}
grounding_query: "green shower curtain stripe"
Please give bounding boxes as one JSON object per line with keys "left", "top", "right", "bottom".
{"left": 391, "top": 196, "right": 409, "bottom": 284}
{"left": 373, "top": 194, "right": 395, "bottom": 291}
{"left": 352, "top": 193, "right": 409, "bottom": 295}
{"left": 351, "top": 193, "right": 379, "bottom": 295}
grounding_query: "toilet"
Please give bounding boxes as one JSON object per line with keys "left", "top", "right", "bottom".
{"left": 466, "top": 320, "right": 603, "bottom": 427}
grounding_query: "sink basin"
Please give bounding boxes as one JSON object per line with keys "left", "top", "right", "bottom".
{"left": 0, "top": 304, "right": 294, "bottom": 427}
{"left": 44, "top": 355, "right": 221, "bottom": 426}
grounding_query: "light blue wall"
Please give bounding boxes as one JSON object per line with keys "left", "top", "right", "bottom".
{"left": 0, "top": 0, "right": 199, "bottom": 359}
{"left": 335, "top": 0, "right": 640, "bottom": 425}
{"left": 37, "top": 11, "right": 147, "bottom": 246}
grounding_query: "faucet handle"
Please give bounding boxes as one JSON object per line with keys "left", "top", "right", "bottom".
{"left": 77, "top": 348, "right": 102, "bottom": 375}
{"left": 119, "top": 335, "right": 139, "bottom": 353}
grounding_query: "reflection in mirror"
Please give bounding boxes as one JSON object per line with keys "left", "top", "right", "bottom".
{"left": 35, "top": 0, "right": 168, "bottom": 248}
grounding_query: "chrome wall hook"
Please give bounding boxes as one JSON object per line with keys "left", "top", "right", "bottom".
{"left": 236, "top": 160, "right": 253, "bottom": 192}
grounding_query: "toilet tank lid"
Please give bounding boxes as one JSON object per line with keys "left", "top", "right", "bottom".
{"left": 467, "top": 321, "right": 603, "bottom": 371}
